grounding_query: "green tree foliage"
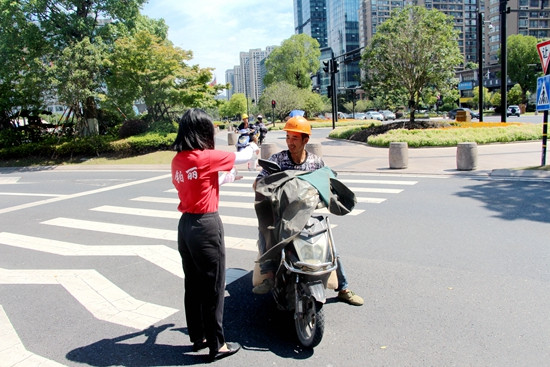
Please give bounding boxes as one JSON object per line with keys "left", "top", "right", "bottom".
{"left": 104, "top": 30, "right": 224, "bottom": 122}
{"left": 0, "top": 0, "right": 51, "bottom": 128}
{"left": 361, "top": 6, "right": 463, "bottom": 122}
{"left": 264, "top": 34, "right": 321, "bottom": 89}
{"left": 258, "top": 82, "right": 325, "bottom": 120}
{"left": 471, "top": 86, "right": 491, "bottom": 109}
{"left": 52, "top": 37, "right": 105, "bottom": 134}
{"left": 219, "top": 94, "right": 247, "bottom": 119}
{"left": 506, "top": 34, "right": 542, "bottom": 104}
{"left": 507, "top": 84, "right": 524, "bottom": 105}
{"left": 0, "top": 0, "right": 147, "bottom": 131}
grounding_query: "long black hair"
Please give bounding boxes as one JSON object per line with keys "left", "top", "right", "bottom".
{"left": 172, "top": 108, "right": 215, "bottom": 152}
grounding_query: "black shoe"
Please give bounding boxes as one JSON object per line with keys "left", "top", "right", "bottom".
{"left": 192, "top": 340, "right": 208, "bottom": 352}
{"left": 208, "top": 342, "right": 241, "bottom": 362}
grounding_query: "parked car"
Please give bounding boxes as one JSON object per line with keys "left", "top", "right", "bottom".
{"left": 353, "top": 112, "right": 366, "bottom": 120}
{"left": 364, "top": 111, "right": 384, "bottom": 121}
{"left": 380, "top": 110, "right": 396, "bottom": 121}
{"left": 448, "top": 108, "right": 479, "bottom": 120}
{"left": 507, "top": 105, "right": 520, "bottom": 117}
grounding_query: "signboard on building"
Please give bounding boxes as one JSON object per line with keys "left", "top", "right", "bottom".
{"left": 458, "top": 81, "right": 474, "bottom": 91}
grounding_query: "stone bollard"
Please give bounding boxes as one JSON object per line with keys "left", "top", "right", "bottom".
{"left": 306, "top": 143, "right": 323, "bottom": 157}
{"left": 456, "top": 142, "right": 478, "bottom": 171}
{"left": 260, "top": 143, "right": 278, "bottom": 159}
{"left": 389, "top": 142, "right": 408, "bottom": 169}
{"left": 227, "top": 132, "right": 237, "bottom": 146}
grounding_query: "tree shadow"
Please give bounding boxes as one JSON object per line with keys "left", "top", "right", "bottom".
{"left": 66, "top": 272, "right": 316, "bottom": 366}
{"left": 456, "top": 179, "right": 550, "bottom": 223}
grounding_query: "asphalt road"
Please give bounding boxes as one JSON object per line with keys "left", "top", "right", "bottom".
{"left": 1, "top": 168, "right": 549, "bottom": 366}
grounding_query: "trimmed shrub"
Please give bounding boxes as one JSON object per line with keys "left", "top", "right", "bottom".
{"left": 118, "top": 119, "right": 148, "bottom": 139}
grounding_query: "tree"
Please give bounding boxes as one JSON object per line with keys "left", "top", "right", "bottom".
{"left": 471, "top": 87, "right": 491, "bottom": 110}
{"left": 219, "top": 94, "right": 247, "bottom": 119}
{"left": 507, "top": 84, "right": 524, "bottom": 105}
{"left": 104, "top": 30, "right": 225, "bottom": 122}
{"left": 263, "top": 34, "right": 321, "bottom": 89}
{"left": 0, "top": 0, "right": 51, "bottom": 128}
{"left": 52, "top": 37, "right": 105, "bottom": 135}
{"left": 258, "top": 82, "right": 325, "bottom": 120}
{"left": 361, "top": 6, "right": 463, "bottom": 122}
{"left": 506, "top": 34, "right": 542, "bottom": 105}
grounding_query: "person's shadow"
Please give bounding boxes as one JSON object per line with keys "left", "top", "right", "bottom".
{"left": 66, "top": 323, "right": 206, "bottom": 366}
{"left": 66, "top": 272, "right": 315, "bottom": 366}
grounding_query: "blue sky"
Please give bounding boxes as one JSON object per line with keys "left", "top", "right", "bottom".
{"left": 141, "top": 0, "right": 295, "bottom": 85}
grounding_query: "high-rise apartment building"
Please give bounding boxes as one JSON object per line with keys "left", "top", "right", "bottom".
{"left": 225, "top": 47, "right": 275, "bottom": 103}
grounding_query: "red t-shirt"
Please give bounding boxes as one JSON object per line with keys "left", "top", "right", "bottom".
{"left": 171, "top": 149, "right": 235, "bottom": 213}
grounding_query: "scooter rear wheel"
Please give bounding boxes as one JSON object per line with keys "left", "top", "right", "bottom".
{"left": 295, "top": 296, "right": 324, "bottom": 348}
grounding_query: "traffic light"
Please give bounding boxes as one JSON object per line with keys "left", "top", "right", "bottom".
{"left": 323, "top": 60, "right": 330, "bottom": 73}
{"left": 332, "top": 59, "right": 339, "bottom": 74}
{"left": 271, "top": 100, "right": 276, "bottom": 108}
{"left": 327, "top": 85, "right": 332, "bottom": 99}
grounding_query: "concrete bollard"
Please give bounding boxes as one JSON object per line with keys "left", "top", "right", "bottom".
{"left": 456, "top": 142, "right": 478, "bottom": 171}
{"left": 306, "top": 143, "right": 323, "bottom": 157}
{"left": 261, "top": 143, "right": 278, "bottom": 159}
{"left": 389, "top": 142, "right": 408, "bottom": 169}
{"left": 227, "top": 132, "right": 237, "bottom": 146}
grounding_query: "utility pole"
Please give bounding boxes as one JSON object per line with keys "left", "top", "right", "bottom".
{"left": 477, "top": 0, "right": 484, "bottom": 121}
{"left": 499, "top": 0, "right": 510, "bottom": 123}
{"left": 323, "top": 50, "right": 339, "bottom": 129}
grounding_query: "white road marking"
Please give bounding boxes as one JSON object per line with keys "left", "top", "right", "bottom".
{"left": 91, "top": 205, "right": 259, "bottom": 227}
{"left": 0, "top": 177, "right": 20, "bottom": 184}
{"left": 0, "top": 305, "right": 66, "bottom": 367}
{"left": 0, "top": 174, "right": 171, "bottom": 215}
{"left": 0, "top": 232, "right": 183, "bottom": 278}
{"left": 341, "top": 178, "right": 417, "bottom": 185}
{"left": 0, "top": 268, "right": 178, "bottom": 330}
{"left": 41, "top": 218, "right": 258, "bottom": 252}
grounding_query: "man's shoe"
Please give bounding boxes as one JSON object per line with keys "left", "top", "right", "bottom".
{"left": 252, "top": 278, "right": 274, "bottom": 295}
{"left": 208, "top": 342, "right": 241, "bottom": 362}
{"left": 338, "top": 289, "right": 364, "bottom": 306}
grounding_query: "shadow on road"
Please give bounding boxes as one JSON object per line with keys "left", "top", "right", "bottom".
{"left": 66, "top": 272, "right": 318, "bottom": 366}
{"left": 457, "top": 179, "right": 550, "bottom": 223}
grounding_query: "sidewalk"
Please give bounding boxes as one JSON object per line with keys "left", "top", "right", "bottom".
{"left": 216, "top": 130, "right": 550, "bottom": 179}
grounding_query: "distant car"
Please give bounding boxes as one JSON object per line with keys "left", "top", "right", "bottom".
{"left": 507, "top": 105, "right": 520, "bottom": 117}
{"left": 448, "top": 108, "right": 479, "bottom": 120}
{"left": 380, "top": 110, "right": 396, "bottom": 121}
{"left": 364, "top": 111, "right": 384, "bottom": 121}
{"left": 353, "top": 112, "right": 366, "bottom": 120}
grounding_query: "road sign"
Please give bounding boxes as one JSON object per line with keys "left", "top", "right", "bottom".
{"left": 537, "top": 40, "right": 550, "bottom": 75}
{"left": 536, "top": 75, "right": 550, "bottom": 111}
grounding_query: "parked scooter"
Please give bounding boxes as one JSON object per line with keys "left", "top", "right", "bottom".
{"left": 254, "top": 159, "right": 355, "bottom": 347}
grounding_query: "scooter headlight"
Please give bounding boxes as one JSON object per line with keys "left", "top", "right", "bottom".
{"left": 293, "top": 232, "right": 329, "bottom": 265}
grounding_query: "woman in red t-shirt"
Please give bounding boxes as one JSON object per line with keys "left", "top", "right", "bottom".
{"left": 171, "top": 108, "right": 257, "bottom": 361}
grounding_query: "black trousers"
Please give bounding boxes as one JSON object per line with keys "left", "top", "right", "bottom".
{"left": 178, "top": 212, "right": 226, "bottom": 354}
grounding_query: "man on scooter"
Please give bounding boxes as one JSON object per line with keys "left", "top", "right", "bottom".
{"left": 252, "top": 115, "right": 363, "bottom": 306}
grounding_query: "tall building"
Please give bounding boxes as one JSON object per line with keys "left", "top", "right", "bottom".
{"left": 294, "top": 0, "right": 329, "bottom": 48}
{"left": 327, "top": 0, "right": 362, "bottom": 89}
{"left": 225, "top": 47, "right": 275, "bottom": 103}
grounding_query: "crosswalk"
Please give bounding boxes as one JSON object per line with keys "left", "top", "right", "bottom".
{"left": 0, "top": 170, "right": 421, "bottom": 366}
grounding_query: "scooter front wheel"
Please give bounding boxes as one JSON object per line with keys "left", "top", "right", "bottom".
{"left": 294, "top": 296, "right": 324, "bottom": 348}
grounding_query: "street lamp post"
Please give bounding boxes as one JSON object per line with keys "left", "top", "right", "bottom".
{"left": 499, "top": 0, "right": 509, "bottom": 123}
{"left": 477, "top": 3, "right": 484, "bottom": 122}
